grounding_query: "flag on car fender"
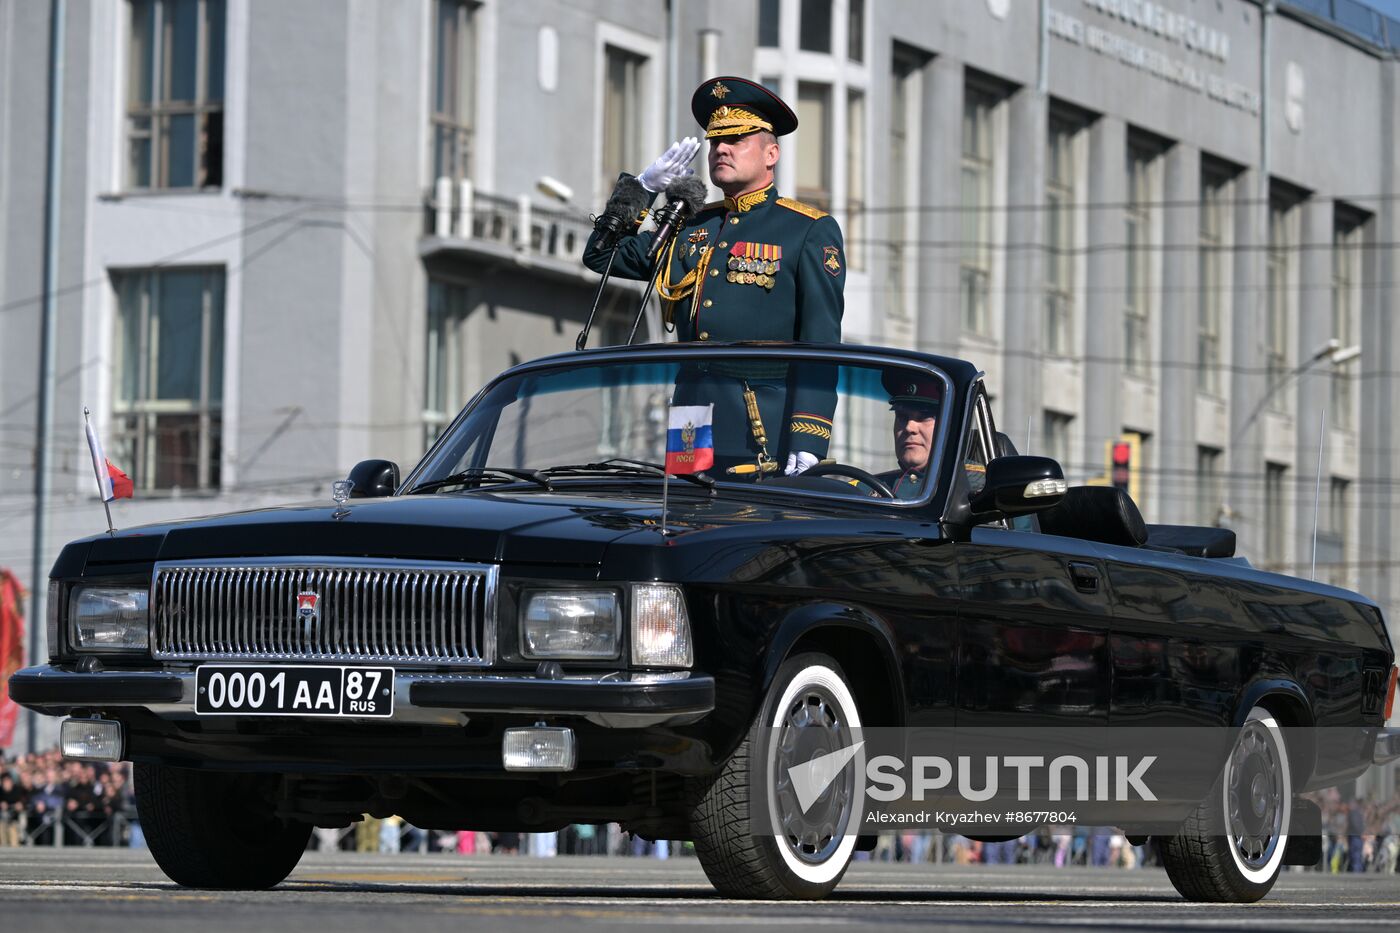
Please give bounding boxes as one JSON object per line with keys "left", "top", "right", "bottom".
{"left": 84, "top": 414, "right": 133, "bottom": 500}
{"left": 665, "top": 405, "right": 714, "bottom": 475}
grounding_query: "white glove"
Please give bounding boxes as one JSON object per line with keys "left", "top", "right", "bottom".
{"left": 785, "top": 452, "right": 819, "bottom": 476}
{"left": 638, "top": 137, "right": 701, "bottom": 193}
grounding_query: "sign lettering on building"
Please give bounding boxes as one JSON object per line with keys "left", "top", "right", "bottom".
{"left": 1049, "top": 2, "right": 1260, "bottom": 116}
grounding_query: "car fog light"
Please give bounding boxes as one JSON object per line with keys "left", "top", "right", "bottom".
{"left": 502, "top": 725, "right": 576, "bottom": 771}
{"left": 1023, "top": 478, "right": 1068, "bottom": 498}
{"left": 631, "top": 583, "right": 692, "bottom": 668}
{"left": 61, "top": 718, "right": 124, "bottom": 762}
{"left": 70, "top": 587, "right": 149, "bottom": 652}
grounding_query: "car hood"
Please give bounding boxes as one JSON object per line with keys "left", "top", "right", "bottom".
{"left": 78, "top": 487, "right": 854, "bottom": 572}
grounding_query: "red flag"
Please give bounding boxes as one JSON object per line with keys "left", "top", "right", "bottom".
{"left": 107, "top": 459, "right": 134, "bottom": 499}
{"left": 0, "top": 570, "right": 24, "bottom": 749}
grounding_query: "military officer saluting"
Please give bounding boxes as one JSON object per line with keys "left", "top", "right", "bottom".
{"left": 583, "top": 76, "right": 846, "bottom": 476}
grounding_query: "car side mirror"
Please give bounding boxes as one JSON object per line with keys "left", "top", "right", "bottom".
{"left": 970, "top": 455, "right": 1066, "bottom": 518}
{"left": 347, "top": 459, "right": 400, "bottom": 498}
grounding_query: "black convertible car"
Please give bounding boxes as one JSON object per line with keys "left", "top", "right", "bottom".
{"left": 13, "top": 343, "right": 1397, "bottom": 903}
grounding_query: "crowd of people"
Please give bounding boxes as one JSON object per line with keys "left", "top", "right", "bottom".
{"left": 0, "top": 748, "right": 137, "bottom": 846}
{"left": 3, "top": 746, "right": 1396, "bottom": 874}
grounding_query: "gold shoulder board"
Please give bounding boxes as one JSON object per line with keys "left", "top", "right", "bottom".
{"left": 776, "top": 197, "right": 829, "bottom": 220}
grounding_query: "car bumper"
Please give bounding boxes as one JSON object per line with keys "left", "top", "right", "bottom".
{"left": 10, "top": 664, "right": 715, "bottom": 729}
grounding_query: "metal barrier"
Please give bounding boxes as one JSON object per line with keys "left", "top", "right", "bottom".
{"left": 4, "top": 810, "right": 136, "bottom": 847}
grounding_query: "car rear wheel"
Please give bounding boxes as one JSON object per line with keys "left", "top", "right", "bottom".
{"left": 135, "top": 763, "right": 311, "bottom": 889}
{"left": 1157, "top": 706, "right": 1292, "bottom": 902}
{"left": 690, "top": 652, "right": 864, "bottom": 899}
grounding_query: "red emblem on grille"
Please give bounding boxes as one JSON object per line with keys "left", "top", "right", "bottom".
{"left": 296, "top": 591, "right": 319, "bottom": 616}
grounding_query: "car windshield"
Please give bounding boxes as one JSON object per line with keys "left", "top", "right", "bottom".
{"left": 408, "top": 351, "right": 953, "bottom": 504}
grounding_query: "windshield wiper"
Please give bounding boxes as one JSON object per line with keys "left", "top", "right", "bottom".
{"left": 408, "top": 466, "right": 552, "bottom": 494}
{"left": 541, "top": 458, "right": 715, "bottom": 490}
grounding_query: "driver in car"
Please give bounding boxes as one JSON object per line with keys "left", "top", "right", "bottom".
{"left": 877, "top": 373, "right": 943, "bottom": 501}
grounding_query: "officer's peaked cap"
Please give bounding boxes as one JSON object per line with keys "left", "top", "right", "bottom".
{"left": 691, "top": 76, "right": 798, "bottom": 139}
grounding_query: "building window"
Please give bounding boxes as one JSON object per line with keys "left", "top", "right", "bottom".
{"left": 111, "top": 267, "right": 224, "bottom": 491}
{"left": 1124, "top": 144, "right": 1155, "bottom": 375}
{"left": 1196, "top": 445, "right": 1223, "bottom": 527}
{"left": 1043, "top": 116, "right": 1077, "bottom": 356}
{"left": 888, "top": 48, "right": 923, "bottom": 323}
{"left": 1198, "top": 167, "right": 1230, "bottom": 396}
{"left": 601, "top": 45, "right": 646, "bottom": 202}
{"left": 1331, "top": 213, "right": 1362, "bottom": 428}
{"left": 960, "top": 85, "right": 995, "bottom": 336}
{"left": 848, "top": 0, "right": 865, "bottom": 61}
{"left": 424, "top": 279, "right": 473, "bottom": 447}
{"left": 1042, "top": 411, "right": 1073, "bottom": 475}
{"left": 800, "top": 0, "right": 833, "bottom": 52}
{"left": 758, "top": 0, "right": 780, "bottom": 47}
{"left": 845, "top": 90, "right": 865, "bottom": 271}
{"left": 1327, "top": 476, "right": 1350, "bottom": 587}
{"left": 127, "top": 0, "right": 225, "bottom": 190}
{"left": 432, "top": 0, "right": 477, "bottom": 183}
{"left": 795, "top": 82, "right": 832, "bottom": 211}
{"left": 1266, "top": 193, "right": 1297, "bottom": 412}
{"left": 1264, "top": 462, "right": 1287, "bottom": 569}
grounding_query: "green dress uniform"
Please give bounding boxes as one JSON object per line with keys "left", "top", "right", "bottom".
{"left": 582, "top": 77, "right": 846, "bottom": 471}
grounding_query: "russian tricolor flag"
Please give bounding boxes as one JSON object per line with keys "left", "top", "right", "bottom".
{"left": 665, "top": 404, "right": 714, "bottom": 475}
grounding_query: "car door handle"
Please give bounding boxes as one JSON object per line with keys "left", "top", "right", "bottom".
{"left": 1067, "top": 561, "right": 1100, "bottom": 593}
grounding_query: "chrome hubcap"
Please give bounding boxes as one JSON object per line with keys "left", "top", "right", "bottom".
{"left": 771, "top": 688, "right": 855, "bottom": 865}
{"left": 1226, "top": 721, "right": 1283, "bottom": 870}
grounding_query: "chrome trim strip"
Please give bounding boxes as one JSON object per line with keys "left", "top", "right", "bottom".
{"left": 151, "top": 558, "right": 498, "bottom": 667}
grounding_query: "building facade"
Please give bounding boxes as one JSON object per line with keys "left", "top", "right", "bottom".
{"left": 1, "top": 0, "right": 1398, "bottom": 766}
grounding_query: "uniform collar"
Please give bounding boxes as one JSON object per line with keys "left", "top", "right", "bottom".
{"left": 893, "top": 468, "right": 927, "bottom": 499}
{"left": 723, "top": 183, "right": 775, "bottom": 213}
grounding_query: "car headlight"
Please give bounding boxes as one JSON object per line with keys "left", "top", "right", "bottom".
{"left": 631, "top": 583, "right": 692, "bottom": 668}
{"left": 70, "top": 586, "right": 149, "bottom": 652}
{"left": 520, "top": 589, "right": 620, "bottom": 659}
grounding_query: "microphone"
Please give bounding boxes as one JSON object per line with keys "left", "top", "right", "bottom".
{"left": 592, "top": 174, "right": 653, "bottom": 251}
{"left": 643, "top": 176, "right": 709, "bottom": 265}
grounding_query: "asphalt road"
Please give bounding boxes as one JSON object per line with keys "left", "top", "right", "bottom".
{"left": 1, "top": 848, "right": 1397, "bottom": 932}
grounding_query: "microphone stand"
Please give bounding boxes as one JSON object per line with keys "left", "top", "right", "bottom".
{"left": 627, "top": 217, "right": 686, "bottom": 346}
{"left": 576, "top": 240, "right": 619, "bottom": 351}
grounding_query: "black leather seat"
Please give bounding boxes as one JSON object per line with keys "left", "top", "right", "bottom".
{"left": 1038, "top": 485, "right": 1147, "bottom": 548}
{"left": 1145, "top": 524, "right": 1236, "bottom": 558}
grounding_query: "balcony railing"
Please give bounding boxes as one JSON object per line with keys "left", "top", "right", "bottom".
{"left": 424, "top": 179, "right": 594, "bottom": 265}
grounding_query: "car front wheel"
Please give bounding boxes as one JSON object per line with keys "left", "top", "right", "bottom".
{"left": 135, "top": 763, "right": 311, "bottom": 889}
{"left": 690, "top": 652, "right": 864, "bottom": 899}
{"left": 1157, "top": 706, "right": 1292, "bottom": 902}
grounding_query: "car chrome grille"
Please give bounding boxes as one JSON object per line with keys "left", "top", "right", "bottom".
{"left": 151, "top": 560, "right": 497, "bottom": 666}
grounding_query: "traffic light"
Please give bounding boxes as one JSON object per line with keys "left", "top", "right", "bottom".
{"left": 1104, "top": 433, "right": 1142, "bottom": 503}
{"left": 1111, "top": 441, "right": 1132, "bottom": 490}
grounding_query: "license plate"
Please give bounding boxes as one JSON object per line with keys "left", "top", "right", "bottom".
{"left": 195, "top": 665, "right": 395, "bottom": 717}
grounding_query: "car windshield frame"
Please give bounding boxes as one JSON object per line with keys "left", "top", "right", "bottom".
{"left": 398, "top": 345, "right": 958, "bottom": 510}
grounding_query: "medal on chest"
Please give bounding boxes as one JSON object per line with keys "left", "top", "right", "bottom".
{"left": 725, "top": 242, "right": 781, "bottom": 289}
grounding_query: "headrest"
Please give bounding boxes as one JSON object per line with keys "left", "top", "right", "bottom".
{"left": 1145, "top": 524, "right": 1237, "bottom": 558}
{"left": 1038, "top": 485, "right": 1147, "bottom": 548}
